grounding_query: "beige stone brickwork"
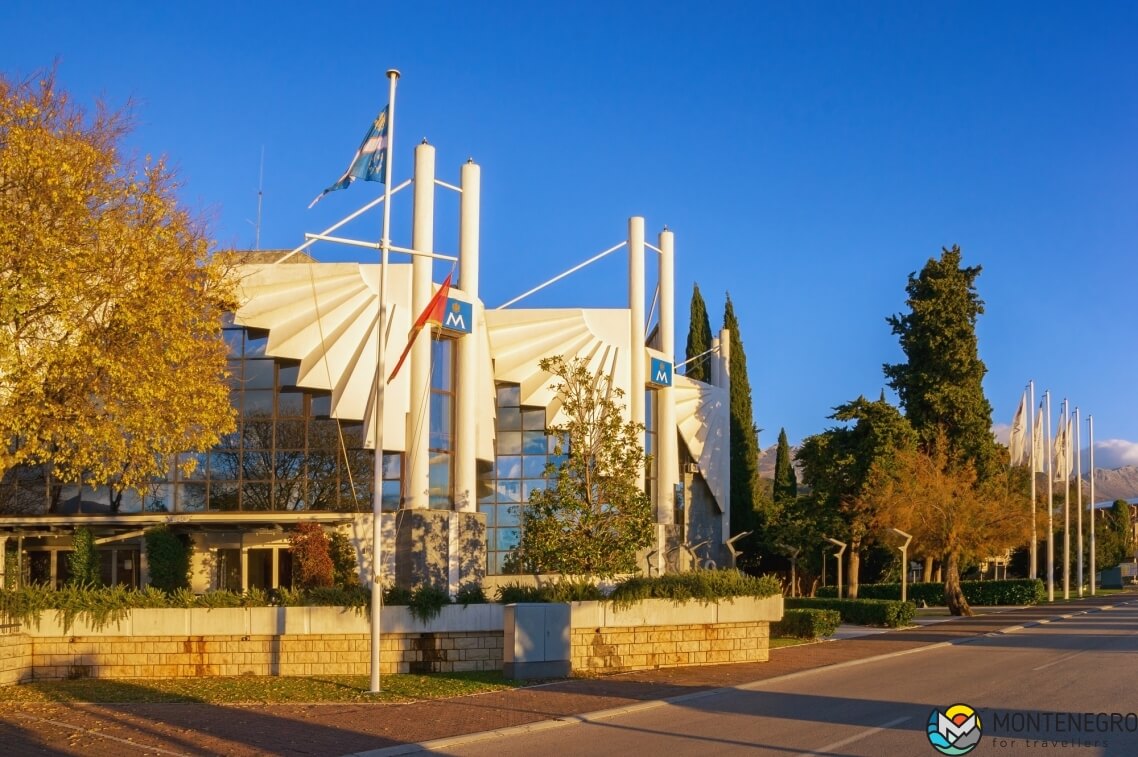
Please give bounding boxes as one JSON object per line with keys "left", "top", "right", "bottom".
{"left": 19, "top": 631, "right": 502, "bottom": 681}
{"left": 570, "top": 621, "right": 770, "bottom": 674}
{"left": 0, "top": 631, "right": 32, "bottom": 685}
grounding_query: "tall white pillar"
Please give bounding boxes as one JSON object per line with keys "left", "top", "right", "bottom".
{"left": 719, "top": 327, "right": 732, "bottom": 542}
{"left": 407, "top": 142, "right": 436, "bottom": 509}
{"left": 455, "top": 160, "right": 481, "bottom": 512}
{"left": 628, "top": 217, "right": 645, "bottom": 488}
{"left": 0, "top": 536, "right": 7, "bottom": 588}
{"left": 656, "top": 228, "right": 677, "bottom": 526}
{"left": 710, "top": 336, "right": 721, "bottom": 387}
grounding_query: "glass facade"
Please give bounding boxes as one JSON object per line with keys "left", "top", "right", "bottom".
{"left": 477, "top": 383, "right": 566, "bottom": 574}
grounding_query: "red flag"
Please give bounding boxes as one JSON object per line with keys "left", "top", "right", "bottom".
{"left": 387, "top": 273, "right": 452, "bottom": 383}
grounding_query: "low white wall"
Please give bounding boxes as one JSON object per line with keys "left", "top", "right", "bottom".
{"left": 569, "top": 596, "right": 783, "bottom": 628}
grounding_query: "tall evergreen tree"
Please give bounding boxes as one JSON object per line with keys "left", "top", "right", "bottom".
{"left": 883, "top": 246, "right": 1000, "bottom": 481}
{"left": 684, "top": 284, "right": 713, "bottom": 382}
{"left": 723, "top": 294, "right": 763, "bottom": 539}
{"left": 772, "top": 428, "right": 797, "bottom": 507}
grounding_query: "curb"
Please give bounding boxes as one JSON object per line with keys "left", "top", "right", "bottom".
{"left": 343, "top": 599, "right": 1136, "bottom": 757}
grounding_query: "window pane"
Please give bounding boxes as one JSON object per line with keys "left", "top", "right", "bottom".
{"left": 382, "top": 453, "right": 401, "bottom": 480}
{"left": 310, "top": 393, "right": 332, "bottom": 417}
{"left": 241, "top": 481, "right": 273, "bottom": 510}
{"left": 495, "top": 479, "right": 521, "bottom": 503}
{"left": 496, "top": 431, "right": 521, "bottom": 455}
{"left": 429, "top": 458, "right": 450, "bottom": 495}
{"left": 381, "top": 480, "right": 400, "bottom": 511}
{"left": 523, "top": 479, "right": 546, "bottom": 502}
{"left": 431, "top": 339, "right": 453, "bottom": 391}
{"left": 243, "top": 390, "right": 274, "bottom": 417}
{"left": 178, "top": 453, "right": 208, "bottom": 480}
{"left": 278, "top": 392, "right": 304, "bottom": 419}
{"left": 522, "top": 409, "right": 545, "bottom": 430}
{"left": 226, "top": 360, "right": 243, "bottom": 388}
{"left": 495, "top": 456, "right": 521, "bottom": 479}
{"left": 178, "top": 483, "right": 207, "bottom": 512}
{"left": 245, "top": 360, "right": 275, "bottom": 390}
{"left": 497, "top": 406, "right": 521, "bottom": 431}
{"left": 522, "top": 431, "right": 546, "bottom": 455}
{"left": 209, "top": 482, "right": 239, "bottom": 511}
{"left": 522, "top": 456, "right": 546, "bottom": 478}
{"left": 277, "top": 420, "right": 306, "bottom": 448}
{"left": 224, "top": 329, "right": 244, "bottom": 358}
{"left": 245, "top": 331, "right": 268, "bottom": 357}
{"left": 498, "top": 504, "right": 520, "bottom": 527}
{"left": 478, "top": 503, "right": 495, "bottom": 526}
{"left": 496, "top": 385, "right": 520, "bottom": 407}
{"left": 496, "top": 528, "right": 519, "bottom": 551}
{"left": 430, "top": 393, "right": 452, "bottom": 450}
{"left": 278, "top": 363, "right": 300, "bottom": 387}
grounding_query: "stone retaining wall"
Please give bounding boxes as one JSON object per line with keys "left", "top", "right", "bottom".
{"left": 571, "top": 620, "right": 769, "bottom": 673}
{"left": 0, "top": 631, "right": 32, "bottom": 685}
{"left": 29, "top": 630, "right": 502, "bottom": 680}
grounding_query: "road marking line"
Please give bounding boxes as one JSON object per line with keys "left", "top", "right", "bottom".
{"left": 1033, "top": 649, "right": 1089, "bottom": 671}
{"left": 15, "top": 712, "right": 191, "bottom": 756}
{"left": 796, "top": 716, "right": 910, "bottom": 756}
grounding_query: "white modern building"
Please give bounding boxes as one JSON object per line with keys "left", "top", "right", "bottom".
{"left": 0, "top": 147, "right": 732, "bottom": 594}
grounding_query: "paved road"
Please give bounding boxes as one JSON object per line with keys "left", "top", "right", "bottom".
{"left": 422, "top": 604, "right": 1138, "bottom": 757}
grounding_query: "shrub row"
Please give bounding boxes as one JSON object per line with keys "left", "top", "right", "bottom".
{"left": 785, "top": 597, "right": 915, "bottom": 628}
{"left": 814, "top": 579, "right": 1044, "bottom": 606}
{"left": 771, "top": 608, "right": 842, "bottom": 639}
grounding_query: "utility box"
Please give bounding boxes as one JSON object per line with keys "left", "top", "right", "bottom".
{"left": 502, "top": 603, "right": 571, "bottom": 679}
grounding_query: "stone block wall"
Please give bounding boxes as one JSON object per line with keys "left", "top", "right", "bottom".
{"left": 571, "top": 621, "right": 769, "bottom": 674}
{"left": 24, "top": 630, "right": 502, "bottom": 681}
{"left": 0, "top": 631, "right": 32, "bottom": 685}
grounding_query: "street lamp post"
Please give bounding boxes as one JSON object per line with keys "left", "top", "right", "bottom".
{"left": 890, "top": 528, "right": 914, "bottom": 603}
{"left": 777, "top": 543, "right": 801, "bottom": 597}
{"left": 825, "top": 538, "right": 847, "bottom": 599}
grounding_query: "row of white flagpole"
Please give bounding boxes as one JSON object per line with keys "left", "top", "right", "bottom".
{"left": 1010, "top": 380, "right": 1097, "bottom": 600}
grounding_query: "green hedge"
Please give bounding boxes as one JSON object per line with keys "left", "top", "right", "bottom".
{"left": 785, "top": 597, "right": 915, "bottom": 628}
{"left": 815, "top": 579, "right": 1044, "bottom": 606}
{"left": 772, "top": 608, "right": 842, "bottom": 639}
{"left": 609, "top": 570, "right": 781, "bottom": 608}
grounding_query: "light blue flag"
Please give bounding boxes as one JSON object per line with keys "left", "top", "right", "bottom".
{"left": 309, "top": 107, "right": 388, "bottom": 208}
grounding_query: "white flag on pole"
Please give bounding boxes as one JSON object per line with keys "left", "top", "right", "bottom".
{"left": 1009, "top": 391, "right": 1027, "bottom": 465}
{"left": 1053, "top": 414, "right": 1068, "bottom": 481}
{"left": 1032, "top": 401, "right": 1045, "bottom": 473}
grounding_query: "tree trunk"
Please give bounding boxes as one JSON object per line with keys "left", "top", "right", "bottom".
{"left": 944, "top": 552, "right": 973, "bottom": 616}
{"left": 922, "top": 556, "right": 934, "bottom": 583}
{"left": 847, "top": 549, "right": 861, "bottom": 599}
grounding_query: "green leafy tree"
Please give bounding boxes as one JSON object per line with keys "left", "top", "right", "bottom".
{"left": 144, "top": 526, "right": 191, "bottom": 593}
{"left": 883, "top": 246, "right": 1000, "bottom": 480}
{"left": 723, "top": 294, "right": 764, "bottom": 544}
{"left": 289, "top": 523, "right": 334, "bottom": 589}
{"left": 0, "top": 71, "right": 237, "bottom": 505}
{"left": 796, "top": 396, "right": 917, "bottom": 598}
{"left": 772, "top": 428, "right": 797, "bottom": 508}
{"left": 67, "top": 526, "right": 100, "bottom": 587}
{"left": 684, "top": 283, "right": 713, "bottom": 382}
{"left": 510, "top": 355, "right": 655, "bottom": 577}
{"left": 328, "top": 530, "right": 359, "bottom": 588}
{"left": 1094, "top": 500, "right": 1135, "bottom": 572}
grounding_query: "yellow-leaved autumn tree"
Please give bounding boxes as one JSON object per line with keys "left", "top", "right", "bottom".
{"left": 0, "top": 71, "right": 237, "bottom": 509}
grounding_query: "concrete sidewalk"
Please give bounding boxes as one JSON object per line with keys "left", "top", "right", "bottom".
{"left": 3, "top": 593, "right": 1133, "bottom": 757}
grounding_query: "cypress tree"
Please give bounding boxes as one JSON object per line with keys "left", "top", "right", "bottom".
{"left": 772, "top": 428, "right": 797, "bottom": 507}
{"left": 883, "top": 246, "right": 1000, "bottom": 480}
{"left": 723, "top": 293, "right": 762, "bottom": 538}
{"left": 684, "top": 284, "right": 713, "bottom": 382}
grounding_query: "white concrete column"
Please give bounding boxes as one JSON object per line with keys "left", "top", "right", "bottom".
{"left": 455, "top": 159, "right": 480, "bottom": 512}
{"left": 138, "top": 538, "right": 149, "bottom": 588}
{"left": 628, "top": 217, "right": 646, "bottom": 488}
{"left": 719, "top": 327, "right": 732, "bottom": 542}
{"left": 0, "top": 536, "right": 7, "bottom": 588}
{"left": 240, "top": 546, "right": 249, "bottom": 592}
{"left": 271, "top": 547, "right": 280, "bottom": 589}
{"left": 407, "top": 141, "right": 436, "bottom": 509}
{"left": 657, "top": 228, "right": 677, "bottom": 526}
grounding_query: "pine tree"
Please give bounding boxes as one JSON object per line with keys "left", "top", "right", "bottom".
{"left": 723, "top": 294, "right": 762, "bottom": 539}
{"left": 684, "top": 284, "right": 714, "bottom": 382}
{"left": 772, "top": 428, "right": 797, "bottom": 507}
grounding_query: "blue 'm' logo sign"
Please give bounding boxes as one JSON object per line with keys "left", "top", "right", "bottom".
{"left": 442, "top": 298, "right": 472, "bottom": 334}
{"left": 649, "top": 357, "right": 672, "bottom": 387}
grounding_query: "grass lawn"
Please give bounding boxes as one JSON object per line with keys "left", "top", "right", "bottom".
{"left": 0, "top": 670, "right": 532, "bottom": 704}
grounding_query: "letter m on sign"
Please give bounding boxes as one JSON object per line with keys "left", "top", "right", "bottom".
{"left": 441, "top": 298, "right": 473, "bottom": 334}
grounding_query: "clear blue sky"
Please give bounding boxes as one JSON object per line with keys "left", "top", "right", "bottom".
{"left": 5, "top": 2, "right": 1136, "bottom": 464}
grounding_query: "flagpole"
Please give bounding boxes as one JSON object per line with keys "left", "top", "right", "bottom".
{"left": 1062, "top": 398, "right": 1070, "bottom": 600}
{"left": 1045, "top": 391, "right": 1054, "bottom": 602}
{"left": 1028, "top": 381, "right": 1037, "bottom": 580}
{"left": 1089, "top": 414, "right": 1096, "bottom": 596}
{"left": 1075, "top": 406, "right": 1083, "bottom": 596}
{"left": 370, "top": 67, "right": 400, "bottom": 695}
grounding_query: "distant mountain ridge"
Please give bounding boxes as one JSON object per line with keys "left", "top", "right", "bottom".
{"left": 757, "top": 446, "right": 1138, "bottom": 505}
